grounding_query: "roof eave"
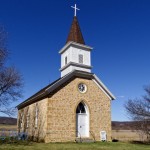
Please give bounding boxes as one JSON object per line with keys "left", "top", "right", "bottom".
{"left": 93, "top": 74, "right": 116, "bottom": 100}
{"left": 59, "top": 41, "right": 93, "bottom": 54}
{"left": 17, "top": 70, "right": 115, "bottom": 109}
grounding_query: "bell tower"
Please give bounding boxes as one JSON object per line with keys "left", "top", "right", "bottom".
{"left": 59, "top": 4, "right": 93, "bottom": 77}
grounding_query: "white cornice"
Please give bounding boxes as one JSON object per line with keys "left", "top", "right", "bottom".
{"left": 59, "top": 62, "right": 92, "bottom": 71}
{"left": 59, "top": 41, "right": 93, "bottom": 54}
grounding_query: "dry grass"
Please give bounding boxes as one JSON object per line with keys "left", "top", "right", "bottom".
{"left": 0, "top": 126, "right": 148, "bottom": 143}
{"left": 0, "top": 124, "right": 17, "bottom": 130}
{"left": 112, "top": 130, "right": 147, "bottom": 141}
{"left": 0, "top": 124, "right": 17, "bottom": 136}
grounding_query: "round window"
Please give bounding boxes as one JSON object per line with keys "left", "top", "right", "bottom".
{"left": 78, "top": 83, "right": 87, "bottom": 93}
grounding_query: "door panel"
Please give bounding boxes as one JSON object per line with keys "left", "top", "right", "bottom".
{"left": 77, "top": 114, "right": 88, "bottom": 137}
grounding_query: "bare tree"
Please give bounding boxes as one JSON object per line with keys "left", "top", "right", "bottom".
{"left": 0, "top": 26, "right": 7, "bottom": 67}
{"left": 0, "top": 25, "right": 23, "bottom": 116}
{"left": 125, "top": 85, "right": 150, "bottom": 141}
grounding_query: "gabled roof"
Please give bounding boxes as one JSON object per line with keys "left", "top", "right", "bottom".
{"left": 66, "top": 16, "right": 85, "bottom": 44}
{"left": 17, "top": 70, "right": 115, "bottom": 109}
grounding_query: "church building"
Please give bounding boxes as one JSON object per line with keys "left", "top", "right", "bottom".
{"left": 17, "top": 4, "right": 115, "bottom": 143}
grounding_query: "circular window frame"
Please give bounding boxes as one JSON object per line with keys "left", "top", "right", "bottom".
{"left": 78, "top": 83, "right": 87, "bottom": 93}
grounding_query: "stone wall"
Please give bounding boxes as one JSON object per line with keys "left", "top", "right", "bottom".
{"left": 46, "top": 77, "right": 111, "bottom": 142}
{"left": 17, "top": 77, "right": 112, "bottom": 143}
{"left": 17, "top": 98, "right": 48, "bottom": 142}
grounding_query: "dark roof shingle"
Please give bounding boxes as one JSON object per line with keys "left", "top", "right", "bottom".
{"left": 66, "top": 16, "right": 85, "bottom": 45}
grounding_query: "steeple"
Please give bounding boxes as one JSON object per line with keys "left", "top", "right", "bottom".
{"left": 59, "top": 4, "right": 92, "bottom": 77}
{"left": 66, "top": 16, "right": 85, "bottom": 44}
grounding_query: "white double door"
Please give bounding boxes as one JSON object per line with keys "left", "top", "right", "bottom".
{"left": 76, "top": 113, "right": 89, "bottom": 137}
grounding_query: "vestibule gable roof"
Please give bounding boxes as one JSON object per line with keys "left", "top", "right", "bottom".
{"left": 17, "top": 70, "right": 115, "bottom": 109}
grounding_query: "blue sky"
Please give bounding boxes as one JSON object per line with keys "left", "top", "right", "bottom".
{"left": 0, "top": 0, "right": 150, "bottom": 121}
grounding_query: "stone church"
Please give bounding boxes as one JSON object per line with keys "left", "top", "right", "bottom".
{"left": 17, "top": 6, "right": 115, "bottom": 143}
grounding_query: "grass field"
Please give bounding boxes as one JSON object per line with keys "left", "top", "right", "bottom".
{"left": 0, "top": 125, "right": 149, "bottom": 149}
{"left": 0, "top": 142, "right": 149, "bottom": 150}
{"left": 112, "top": 130, "right": 147, "bottom": 141}
{"left": 0, "top": 125, "right": 17, "bottom": 130}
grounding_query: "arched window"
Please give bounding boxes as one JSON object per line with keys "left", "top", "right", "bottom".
{"left": 26, "top": 113, "right": 29, "bottom": 128}
{"left": 20, "top": 113, "right": 23, "bottom": 128}
{"left": 76, "top": 102, "right": 86, "bottom": 113}
{"left": 35, "top": 103, "right": 38, "bottom": 128}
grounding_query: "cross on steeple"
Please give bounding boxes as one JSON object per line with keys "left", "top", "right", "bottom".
{"left": 71, "top": 4, "right": 80, "bottom": 16}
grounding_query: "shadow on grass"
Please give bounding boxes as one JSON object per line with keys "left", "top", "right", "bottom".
{"left": 0, "top": 138, "right": 33, "bottom": 146}
{"left": 130, "top": 140, "right": 150, "bottom": 145}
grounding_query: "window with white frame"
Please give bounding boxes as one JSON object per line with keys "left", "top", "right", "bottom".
{"left": 26, "top": 114, "right": 29, "bottom": 128}
{"left": 35, "top": 103, "right": 38, "bottom": 128}
{"left": 20, "top": 113, "right": 23, "bottom": 128}
{"left": 79, "top": 54, "right": 83, "bottom": 64}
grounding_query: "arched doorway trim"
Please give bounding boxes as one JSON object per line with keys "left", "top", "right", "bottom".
{"left": 76, "top": 101, "right": 89, "bottom": 137}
